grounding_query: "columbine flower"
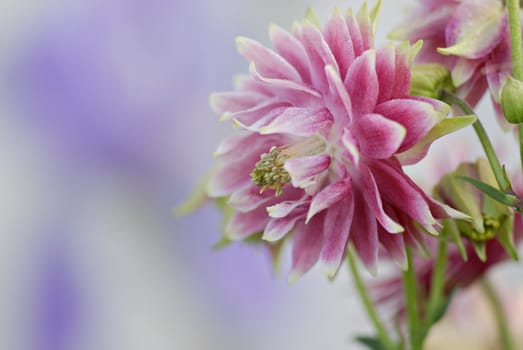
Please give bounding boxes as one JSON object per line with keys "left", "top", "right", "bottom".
{"left": 372, "top": 159, "right": 522, "bottom": 319}
{"left": 390, "top": 0, "right": 512, "bottom": 125}
{"left": 433, "top": 159, "right": 518, "bottom": 261}
{"left": 208, "top": 3, "right": 465, "bottom": 280}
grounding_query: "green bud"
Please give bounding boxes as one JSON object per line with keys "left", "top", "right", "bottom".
{"left": 501, "top": 76, "right": 523, "bottom": 124}
{"left": 410, "top": 63, "right": 454, "bottom": 99}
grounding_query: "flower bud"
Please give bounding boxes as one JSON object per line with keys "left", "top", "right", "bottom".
{"left": 410, "top": 63, "right": 454, "bottom": 99}
{"left": 501, "top": 76, "right": 523, "bottom": 124}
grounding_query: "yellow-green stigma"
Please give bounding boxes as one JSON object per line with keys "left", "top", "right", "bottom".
{"left": 463, "top": 215, "right": 501, "bottom": 243}
{"left": 251, "top": 146, "right": 290, "bottom": 196}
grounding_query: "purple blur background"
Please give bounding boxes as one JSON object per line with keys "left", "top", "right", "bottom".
{"left": 0, "top": 0, "right": 515, "bottom": 349}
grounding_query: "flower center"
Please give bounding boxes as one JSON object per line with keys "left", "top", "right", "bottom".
{"left": 251, "top": 146, "right": 291, "bottom": 196}
{"left": 250, "top": 137, "right": 326, "bottom": 196}
{"left": 463, "top": 215, "right": 500, "bottom": 243}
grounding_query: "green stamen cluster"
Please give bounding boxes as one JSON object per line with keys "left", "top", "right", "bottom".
{"left": 251, "top": 146, "right": 290, "bottom": 196}
{"left": 463, "top": 215, "right": 501, "bottom": 243}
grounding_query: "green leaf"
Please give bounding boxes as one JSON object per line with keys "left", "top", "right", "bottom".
{"left": 354, "top": 335, "right": 387, "bottom": 350}
{"left": 456, "top": 176, "right": 519, "bottom": 207}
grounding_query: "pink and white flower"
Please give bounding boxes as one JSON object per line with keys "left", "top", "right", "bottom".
{"left": 208, "top": 3, "right": 463, "bottom": 280}
{"left": 390, "top": 0, "right": 513, "bottom": 124}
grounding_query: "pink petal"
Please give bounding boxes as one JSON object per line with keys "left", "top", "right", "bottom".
{"left": 269, "top": 24, "right": 311, "bottom": 84}
{"left": 220, "top": 98, "right": 290, "bottom": 124}
{"left": 354, "top": 113, "right": 406, "bottom": 159}
{"left": 249, "top": 62, "right": 322, "bottom": 106}
{"left": 228, "top": 184, "right": 273, "bottom": 212}
{"left": 324, "top": 64, "right": 353, "bottom": 123}
{"left": 378, "top": 226, "right": 407, "bottom": 269}
{"left": 210, "top": 91, "right": 266, "bottom": 115}
{"left": 263, "top": 211, "right": 305, "bottom": 242}
{"left": 226, "top": 206, "right": 269, "bottom": 240}
{"left": 267, "top": 197, "right": 309, "bottom": 218}
{"left": 236, "top": 36, "right": 303, "bottom": 82}
{"left": 356, "top": 163, "right": 404, "bottom": 233}
{"left": 298, "top": 20, "right": 339, "bottom": 93}
{"left": 321, "top": 197, "right": 354, "bottom": 277}
{"left": 355, "top": 3, "right": 373, "bottom": 52}
{"left": 375, "top": 43, "right": 396, "bottom": 104}
{"left": 345, "top": 8, "right": 364, "bottom": 57}
{"left": 342, "top": 127, "right": 360, "bottom": 165}
{"left": 307, "top": 176, "right": 351, "bottom": 222}
{"left": 390, "top": 44, "right": 411, "bottom": 99}
{"left": 323, "top": 7, "right": 355, "bottom": 78}
{"left": 370, "top": 159, "right": 436, "bottom": 228}
{"left": 284, "top": 154, "right": 331, "bottom": 188}
{"left": 207, "top": 163, "right": 252, "bottom": 197}
{"left": 374, "top": 97, "right": 447, "bottom": 152}
{"left": 350, "top": 192, "right": 378, "bottom": 274}
{"left": 451, "top": 57, "right": 484, "bottom": 87}
{"left": 258, "top": 107, "right": 333, "bottom": 136}
{"left": 442, "top": 0, "right": 506, "bottom": 59}
{"left": 345, "top": 50, "right": 378, "bottom": 117}
{"left": 232, "top": 105, "right": 289, "bottom": 132}
{"left": 289, "top": 213, "right": 325, "bottom": 282}
{"left": 214, "top": 133, "right": 280, "bottom": 159}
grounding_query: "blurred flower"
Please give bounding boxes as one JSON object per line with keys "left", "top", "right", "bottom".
{"left": 433, "top": 158, "right": 518, "bottom": 261}
{"left": 372, "top": 159, "right": 523, "bottom": 320}
{"left": 424, "top": 282, "right": 523, "bottom": 350}
{"left": 208, "top": 3, "right": 464, "bottom": 280}
{"left": 391, "top": 0, "right": 513, "bottom": 126}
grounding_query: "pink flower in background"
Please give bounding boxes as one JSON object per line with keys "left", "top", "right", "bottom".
{"left": 208, "top": 3, "right": 459, "bottom": 280}
{"left": 372, "top": 159, "right": 523, "bottom": 320}
{"left": 391, "top": 0, "right": 512, "bottom": 123}
{"left": 372, "top": 222, "right": 522, "bottom": 319}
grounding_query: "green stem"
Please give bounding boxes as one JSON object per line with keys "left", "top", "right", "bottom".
{"left": 507, "top": 0, "right": 523, "bottom": 181}
{"left": 347, "top": 247, "right": 396, "bottom": 350}
{"left": 508, "top": 0, "right": 523, "bottom": 80}
{"left": 424, "top": 238, "right": 448, "bottom": 327}
{"left": 403, "top": 247, "right": 422, "bottom": 350}
{"left": 481, "top": 278, "right": 515, "bottom": 350}
{"left": 440, "top": 91, "right": 509, "bottom": 190}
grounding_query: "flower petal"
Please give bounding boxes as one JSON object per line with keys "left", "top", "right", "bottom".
{"left": 267, "top": 197, "right": 309, "bottom": 218}
{"left": 210, "top": 91, "right": 266, "bottom": 115}
{"left": 355, "top": 113, "right": 406, "bottom": 159}
{"left": 345, "top": 50, "right": 378, "bottom": 117}
{"left": 289, "top": 213, "right": 325, "bottom": 283}
{"left": 375, "top": 97, "right": 449, "bottom": 152}
{"left": 263, "top": 211, "right": 305, "bottom": 242}
{"left": 356, "top": 163, "right": 404, "bottom": 233}
{"left": 226, "top": 206, "right": 269, "bottom": 240}
{"left": 269, "top": 24, "right": 311, "bottom": 84}
{"left": 284, "top": 154, "right": 331, "bottom": 188}
{"left": 236, "top": 36, "right": 303, "bottom": 82}
{"left": 371, "top": 159, "right": 437, "bottom": 229}
{"left": 249, "top": 62, "right": 322, "bottom": 106}
{"left": 323, "top": 7, "right": 355, "bottom": 78}
{"left": 321, "top": 197, "right": 354, "bottom": 277}
{"left": 228, "top": 184, "right": 273, "bottom": 212}
{"left": 220, "top": 98, "right": 291, "bottom": 123}
{"left": 378, "top": 226, "right": 407, "bottom": 270}
{"left": 298, "top": 19, "right": 339, "bottom": 93}
{"left": 307, "top": 176, "right": 351, "bottom": 222}
{"left": 350, "top": 192, "right": 378, "bottom": 275}
{"left": 325, "top": 64, "right": 353, "bottom": 123}
{"left": 258, "top": 107, "right": 333, "bottom": 136}
{"left": 439, "top": 0, "right": 506, "bottom": 59}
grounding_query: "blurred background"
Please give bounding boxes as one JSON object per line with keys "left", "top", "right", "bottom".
{"left": 1, "top": 0, "right": 521, "bottom": 349}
